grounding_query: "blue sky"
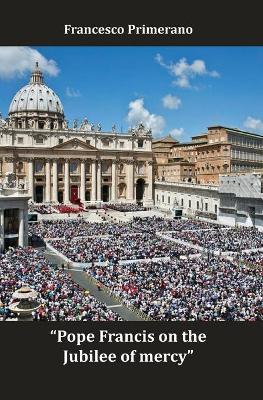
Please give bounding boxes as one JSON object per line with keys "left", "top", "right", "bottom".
{"left": 1, "top": 46, "right": 263, "bottom": 141}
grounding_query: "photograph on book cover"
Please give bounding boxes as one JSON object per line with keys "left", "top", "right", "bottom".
{"left": 0, "top": 46, "right": 262, "bottom": 322}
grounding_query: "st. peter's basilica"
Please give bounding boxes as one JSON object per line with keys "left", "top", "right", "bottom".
{"left": 0, "top": 63, "right": 154, "bottom": 206}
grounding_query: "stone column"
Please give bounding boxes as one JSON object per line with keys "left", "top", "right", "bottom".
{"left": 64, "top": 159, "right": 70, "bottom": 203}
{"left": 18, "top": 208, "right": 24, "bottom": 247}
{"left": 0, "top": 209, "right": 4, "bottom": 252}
{"left": 45, "top": 159, "right": 51, "bottom": 202}
{"left": 127, "top": 161, "right": 134, "bottom": 201}
{"left": 7, "top": 157, "right": 15, "bottom": 174}
{"left": 80, "top": 160, "right": 86, "bottom": 202}
{"left": 91, "top": 160, "right": 96, "bottom": 201}
{"left": 111, "top": 160, "right": 116, "bottom": 201}
{"left": 28, "top": 159, "right": 34, "bottom": 201}
{"left": 147, "top": 161, "right": 153, "bottom": 202}
{"left": 52, "top": 160, "right": 58, "bottom": 202}
{"left": 97, "top": 160, "right": 101, "bottom": 201}
{"left": 23, "top": 209, "right": 28, "bottom": 246}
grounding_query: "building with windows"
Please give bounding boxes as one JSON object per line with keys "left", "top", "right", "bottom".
{"left": 195, "top": 126, "right": 263, "bottom": 184}
{"left": 154, "top": 171, "right": 263, "bottom": 231}
{"left": 154, "top": 126, "right": 263, "bottom": 185}
{"left": 0, "top": 63, "right": 154, "bottom": 206}
{"left": 155, "top": 180, "right": 219, "bottom": 219}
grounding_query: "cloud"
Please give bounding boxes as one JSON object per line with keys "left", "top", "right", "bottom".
{"left": 0, "top": 46, "right": 59, "bottom": 79}
{"left": 66, "top": 87, "right": 81, "bottom": 97}
{"left": 155, "top": 53, "right": 219, "bottom": 89}
{"left": 162, "top": 94, "right": 182, "bottom": 110}
{"left": 244, "top": 116, "right": 263, "bottom": 132}
{"left": 169, "top": 128, "right": 184, "bottom": 138}
{"left": 127, "top": 98, "right": 165, "bottom": 135}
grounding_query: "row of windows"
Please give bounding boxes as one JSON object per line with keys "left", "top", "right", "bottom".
{"left": 228, "top": 134, "right": 263, "bottom": 148}
{"left": 208, "top": 137, "right": 226, "bottom": 143}
{"left": 33, "top": 161, "right": 129, "bottom": 174}
{"left": 162, "top": 168, "right": 193, "bottom": 174}
{"left": 156, "top": 194, "right": 218, "bottom": 214}
{"left": 15, "top": 137, "right": 128, "bottom": 148}
{"left": 231, "top": 149, "right": 263, "bottom": 161}
{"left": 197, "top": 164, "right": 228, "bottom": 172}
{"left": 0, "top": 160, "right": 131, "bottom": 175}
{"left": 197, "top": 148, "right": 228, "bottom": 157}
{"left": 156, "top": 194, "right": 217, "bottom": 213}
{"left": 231, "top": 163, "right": 262, "bottom": 172}
{"left": 34, "top": 161, "right": 92, "bottom": 174}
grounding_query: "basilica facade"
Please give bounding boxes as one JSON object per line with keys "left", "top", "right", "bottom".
{"left": 0, "top": 63, "right": 154, "bottom": 206}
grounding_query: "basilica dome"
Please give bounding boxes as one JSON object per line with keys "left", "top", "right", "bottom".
{"left": 8, "top": 62, "right": 65, "bottom": 130}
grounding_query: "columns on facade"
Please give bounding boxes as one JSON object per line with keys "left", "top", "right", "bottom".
{"left": 52, "top": 160, "right": 58, "bottom": 202}
{"left": 127, "top": 161, "right": 134, "bottom": 201}
{"left": 0, "top": 209, "right": 4, "bottom": 252}
{"left": 28, "top": 158, "right": 34, "bottom": 201}
{"left": 91, "top": 160, "right": 97, "bottom": 202}
{"left": 111, "top": 160, "right": 116, "bottom": 201}
{"left": 97, "top": 160, "right": 101, "bottom": 201}
{"left": 45, "top": 159, "right": 51, "bottom": 202}
{"left": 80, "top": 160, "right": 86, "bottom": 202}
{"left": 64, "top": 159, "right": 70, "bottom": 203}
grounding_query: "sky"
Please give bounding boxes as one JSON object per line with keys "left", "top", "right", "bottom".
{"left": 1, "top": 46, "right": 263, "bottom": 142}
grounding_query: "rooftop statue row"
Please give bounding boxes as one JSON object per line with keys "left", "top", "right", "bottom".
{"left": 129, "top": 122, "right": 152, "bottom": 137}
{"left": 69, "top": 119, "right": 152, "bottom": 136}
{"left": 0, "top": 111, "right": 152, "bottom": 137}
{"left": 0, "top": 113, "right": 8, "bottom": 129}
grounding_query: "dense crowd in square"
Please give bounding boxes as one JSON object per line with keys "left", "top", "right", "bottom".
{"left": 89, "top": 258, "right": 263, "bottom": 321}
{"left": 0, "top": 247, "right": 122, "bottom": 321}
{"left": 3, "top": 214, "right": 263, "bottom": 322}
{"left": 29, "top": 219, "right": 133, "bottom": 239}
{"left": 234, "top": 251, "right": 263, "bottom": 268}
{"left": 106, "top": 203, "right": 148, "bottom": 212}
{"left": 51, "top": 233, "right": 199, "bottom": 263}
{"left": 131, "top": 216, "right": 223, "bottom": 234}
{"left": 169, "top": 227, "right": 263, "bottom": 252}
{"left": 28, "top": 216, "right": 223, "bottom": 240}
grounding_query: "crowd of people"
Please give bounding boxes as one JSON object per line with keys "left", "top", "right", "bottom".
{"left": 106, "top": 203, "right": 148, "bottom": 212}
{"left": 0, "top": 247, "right": 122, "bottom": 321}
{"left": 51, "top": 233, "right": 198, "bottom": 263}
{"left": 29, "top": 220, "right": 132, "bottom": 239}
{"left": 3, "top": 212, "right": 263, "bottom": 322}
{"left": 169, "top": 227, "right": 263, "bottom": 252}
{"left": 28, "top": 204, "right": 85, "bottom": 215}
{"left": 234, "top": 251, "right": 263, "bottom": 268}
{"left": 131, "top": 216, "right": 223, "bottom": 234}
{"left": 89, "top": 257, "right": 263, "bottom": 321}
{"left": 29, "top": 204, "right": 55, "bottom": 214}
{"left": 28, "top": 216, "right": 222, "bottom": 240}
